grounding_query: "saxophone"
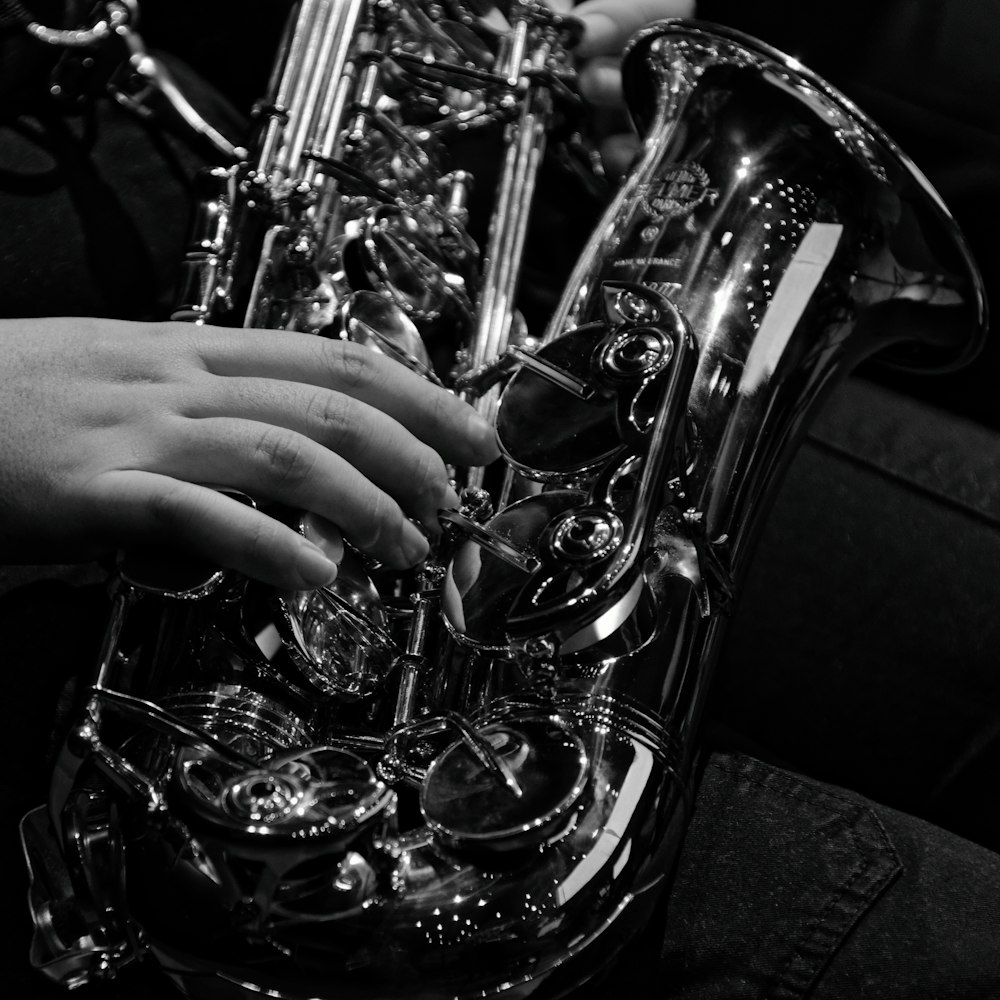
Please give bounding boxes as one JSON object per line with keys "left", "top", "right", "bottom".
{"left": 20, "top": 7, "right": 985, "bottom": 1000}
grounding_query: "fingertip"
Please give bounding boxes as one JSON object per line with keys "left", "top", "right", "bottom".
{"left": 466, "top": 412, "right": 501, "bottom": 464}
{"left": 578, "top": 60, "right": 624, "bottom": 107}
{"left": 601, "top": 133, "right": 643, "bottom": 178}
{"left": 295, "top": 537, "right": 340, "bottom": 588}
{"left": 393, "top": 520, "right": 430, "bottom": 569}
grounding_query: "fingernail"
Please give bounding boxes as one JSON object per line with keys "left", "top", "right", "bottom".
{"left": 296, "top": 539, "right": 339, "bottom": 587}
{"left": 400, "top": 520, "right": 430, "bottom": 566}
{"left": 300, "top": 512, "right": 345, "bottom": 563}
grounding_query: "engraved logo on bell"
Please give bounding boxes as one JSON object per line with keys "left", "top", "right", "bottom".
{"left": 639, "top": 162, "right": 717, "bottom": 220}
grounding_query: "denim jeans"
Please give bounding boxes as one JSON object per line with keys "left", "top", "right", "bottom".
{"left": 653, "top": 752, "right": 1000, "bottom": 999}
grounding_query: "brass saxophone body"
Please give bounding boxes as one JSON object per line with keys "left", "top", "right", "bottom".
{"left": 20, "top": 10, "right": 985, "bottom": 1000}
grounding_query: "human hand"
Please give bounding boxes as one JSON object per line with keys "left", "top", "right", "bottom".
{"left": 572, "top": 0, "right": 696, "bottom": 174}
{"left": 575, "top": 0, "right": 696, "bottom": 65}
{"left": 0, "top": 318, "right": 498, "bottom": 589}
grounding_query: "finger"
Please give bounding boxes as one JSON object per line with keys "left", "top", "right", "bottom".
{"left": 90, "top": 471, "right": 341, "bottom": 590}
{"left": 189, "top": 329, "right": 500, "bottom": 467}
{"left": 601, "top": 132, "right": 642, "bottom": 177}
{"left": 578, "top": 56, "right": 624, "bottom": 108}
{"left": 146, "top": 417, "right": 431, "bottom": 568}
{"left": 178, "top": 377, "right": 459, "bottom": 529}
{"left": 574, "top": 0, "right": 696, "bottom": 59}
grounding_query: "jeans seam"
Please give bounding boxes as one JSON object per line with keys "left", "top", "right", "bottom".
{"left": 709, "top": 756, "right": 904, "bottom": 1000}
{"left": 710, "top": 757, "right": 868, "bottom": 815}
{"left": 767, "top": 824, "right": 867, "bottom": 1000}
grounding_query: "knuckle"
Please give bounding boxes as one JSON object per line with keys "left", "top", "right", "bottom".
{"left": 428, "top": 384, "right": 455, "bottom": 432}
{"left": 146, "top": 322, "right": 202, "bottom": 368}
{"left": 305, "top": 389, "right": 353, "bottom": 444}
{"left": 253, "top": 427, "right": 315, "bottom": 492}
{"left": 332, "top": 340, "right": 379, "bottom": 391}
{"left": 160, "top": 320, "right": 201, "bottom": 348}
